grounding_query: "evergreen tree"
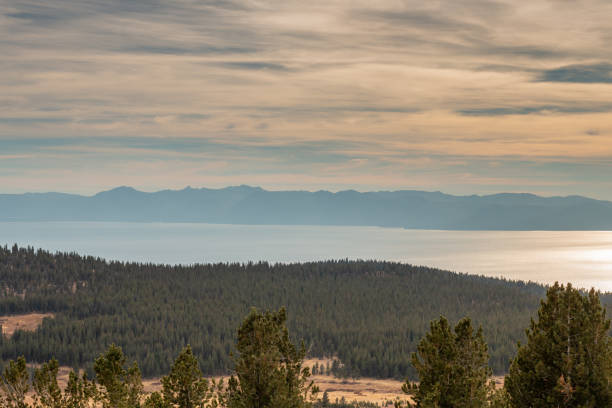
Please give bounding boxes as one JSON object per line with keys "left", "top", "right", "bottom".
{"left": 321, "top": 391, "right": 330, "bottom": 407}
{"left": 32, "top": 359, "right": 63, "bottom": 408}
{"left": 64, "top": 370, "right": 99, "bottom": 408}
{"left": 1, "top": 356, "right": 99, "bottom": 408}
{"left": 488, "top": 389, "right": 510, "bottom": 408}
{"left": 505, "top": 283, "right": 612, "bottom": 407}
{"left": 403, "top": 316, "right": 492, "bottom": 407}
{"left": 160, "top": 345, "right": 212, "bottom": 408}
{"left": 225, "top": 307, "right": 318, "bottom": 408}
{"left": 94, "top": 344, "right": 143, "bottom": 408}
{"left": 143, "top": 392, "right": 169, "bottom": 408}
{"left": 0, "top": 356, "right": 30, "bottom": 408}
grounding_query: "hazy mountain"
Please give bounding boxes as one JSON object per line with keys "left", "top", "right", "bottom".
{"left": 2, "top": 185, "right": 612, "bottom": 230}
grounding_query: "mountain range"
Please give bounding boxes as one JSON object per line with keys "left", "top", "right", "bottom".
{"left": 1, "top": 185, "right": 612, "bottom": 230}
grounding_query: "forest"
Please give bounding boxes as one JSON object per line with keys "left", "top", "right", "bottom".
{"left": 3, "top": 289, "right": 610, "bottom": 407}
{"left": 0, "top": 245, "right": 610, "bottom": 380}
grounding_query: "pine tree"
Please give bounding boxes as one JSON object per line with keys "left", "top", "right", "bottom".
{"left": 32, "top": 358, "right": 63, "bottom": 408}
{"left": 64, "top": 370, "right": 99, "bottom": 408}
{"left": 488, "top": 389, "right": 510, "bottom": 408}
{"left": 160, "top": 345, "right": 212, "bottom": 408}
{"left": 505, "top": 283, "right": 612, "bottom": 407}
{"left": 403, "top": 316, "right": 493, "bottom": 407}
{"left": 94, "top": 344, "right": 143, "bottom": 408}
{"left": 143, "top": 392, "right": 169, "bottom": 408}
{"left": 320, "top": 391, "right": 330, "bottom": 407}
{"left": 225, "top": 307, "right": 318, "bottom": 408}
{"left": 0, "top": 356, "right": 30, "bottom": 408}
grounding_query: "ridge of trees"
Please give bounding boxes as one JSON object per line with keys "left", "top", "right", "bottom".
{"left": 2, "top": 285, "right": 611, "bottom": 407}
{"left": 1, "top": 308, "right": 320, "bottom": 408}
{"left": 1, "top": 245, "right": 610, "bottom": 381}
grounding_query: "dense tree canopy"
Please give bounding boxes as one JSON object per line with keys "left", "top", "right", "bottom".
{"left": 0, "top": 290, "right": 610, "bottom": 408}
{"left": 0, "top": 310, "right": 317, "bottom": 408}
{"left": 0, "top": 246, "right": 610, "bottom": 380}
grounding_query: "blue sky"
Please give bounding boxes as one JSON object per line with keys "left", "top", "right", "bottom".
{"left": 2, "top": 0, "right": 612, "bottom": 198}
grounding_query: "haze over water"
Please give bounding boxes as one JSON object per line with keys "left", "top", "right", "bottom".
{"left": 1, "top": 222, "right": 611, "bottom": 292}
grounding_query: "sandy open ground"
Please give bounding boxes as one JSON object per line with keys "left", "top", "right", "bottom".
{"left": 0, "top": 312, "right": 54, "bottom": 337}
{"left": 143, "top": 359, "right": 413, "bottom": 405}
{"left": 142, "top": 373, "right": 410, "bottom": 406}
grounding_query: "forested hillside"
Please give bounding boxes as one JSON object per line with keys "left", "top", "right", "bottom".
{"left": 0, "top": 245, "right": 609, "bottom": 380}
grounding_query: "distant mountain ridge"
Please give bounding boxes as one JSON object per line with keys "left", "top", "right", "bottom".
{"left": 1, "top": 185, "right": 612, "bottom": 230}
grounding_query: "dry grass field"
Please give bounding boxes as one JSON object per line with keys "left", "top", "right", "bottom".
{"left": 309, "top": 374, "right": 410, "bottom": 405}
{"left": 142, "top": 360, "right": 411, "bottom": 405}
{"left": 144, "top": 374, "right": 411, "bottom": 405}
{"left": 303, "top": 359, "right": 411, "bottom": 405}
{"left": 143, "top": 358, "right": 412, "bottom": 405}
{"left": 143, "top": 373, "right": 410, "bottom": 406}
{"left": 0, "top": 312, "right": 54, "bottom": 337}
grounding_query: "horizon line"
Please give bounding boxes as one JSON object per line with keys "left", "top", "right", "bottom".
{"left": 1, "top": 184, "right": 608, "bottom": 203}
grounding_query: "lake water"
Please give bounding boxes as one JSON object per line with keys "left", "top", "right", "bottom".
{"left": 1, "top": 222, "right": 611, "bottom": 291}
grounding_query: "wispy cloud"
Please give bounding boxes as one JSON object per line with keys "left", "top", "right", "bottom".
{"left": 536, "top": 63, "right": 612, "bottom": 83}
{"left": 215, "top": 61, "right": 292, "bottom": 71}
{"left": 457, "top": 104, "right": 612, "bottom": 116}
{"left": 2, "top": 0, "right": 612, "bottom": 198}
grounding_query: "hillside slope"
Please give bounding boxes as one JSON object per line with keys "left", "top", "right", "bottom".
{"left": 2, "top": 246, "right": 609, "bottom": 379}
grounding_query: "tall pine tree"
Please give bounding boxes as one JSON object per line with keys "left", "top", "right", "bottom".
{"left": 505, "top": 283, "right": 612, "bottom": 407}
{"left": 158, "top": 345, "right": 221, "bottom": 408}
{"left": 225, "top": 307, "right": 318, "bottom": 408}
{"left": 403, "top": 316, "right": 493, "bottom": 407}
{"left": 94, "top": 344, "right": 143, "bottom": 408}
{"left": 0, "top": 356, "right": 30, "bottom": 408}
{"left": 32, "top": 359, "right": 63, "bottom": 408}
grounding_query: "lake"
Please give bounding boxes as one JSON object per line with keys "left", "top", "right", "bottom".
{"left": 1, "top": 222, "right": 611, "bottom": 291}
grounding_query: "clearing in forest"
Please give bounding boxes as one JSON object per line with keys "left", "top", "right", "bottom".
{"left": 0, "top": 313, "right": 54, "bottom": 337}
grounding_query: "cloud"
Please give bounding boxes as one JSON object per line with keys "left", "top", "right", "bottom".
{"left": 2, "top": 0, "right": 612, "bottom": 198}
{"left": 457, "top": 104, "right": 612, "bottom": 116}
{"left": 536, "top": 63, "right": 612, "bottom": 83}
{"left": 216, "top": 61, "right": 291, "bottom": 71}
{"left": 5, "top": 11, "right": 65, "bottom": 23}
{"left": 0, "top": 117, "right": 72, "bottom": 124}
{"left": 350, "top": 9, "right": 488, "bottom": 35}
{"left": 119, "top": 45, "right": 256, "bottom": 56}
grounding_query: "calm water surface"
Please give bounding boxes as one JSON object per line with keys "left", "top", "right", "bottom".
{"left": 1, "top": 222, "right": 611, "bottom": 291}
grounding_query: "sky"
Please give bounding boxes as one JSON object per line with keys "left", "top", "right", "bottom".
{"left": 2, "top": 0, "right": 612, "bottom": 199}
